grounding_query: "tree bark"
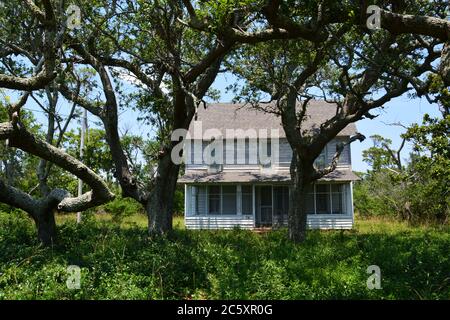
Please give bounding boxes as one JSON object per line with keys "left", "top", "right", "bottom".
{"left": 146, "top": 152, "right": 180, "bottom": 235}
{"left": 440, "top": 42, "right": 450, "bottom": 86}
{"left": 288, "top": 153, "right": 310, "bottom": 243}
{"left": 288, "top": 181, "right": 308, "bottom": 243}
{"left": 35, "top": 209, "right": 57, "bottom": 246}
{"left": 0, "top": 121, "right": 114, "bottom": 245}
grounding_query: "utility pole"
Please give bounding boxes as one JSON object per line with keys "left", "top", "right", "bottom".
{"left": 77, "top": 109, "right": 87, "bottom": 223}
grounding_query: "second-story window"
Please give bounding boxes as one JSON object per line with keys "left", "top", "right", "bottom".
{"left": 259, "top": 139, "right": 272, "bottom": 167}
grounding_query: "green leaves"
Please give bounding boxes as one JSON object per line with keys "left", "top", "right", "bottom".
{"left": 1, "top": 210, "right": 449, "bottom": 299}
{"left": 405, "top": 114, "right": 450, "bottom": 180}
{"left": 356, "top": 114, "right": 450, "bottom": 223}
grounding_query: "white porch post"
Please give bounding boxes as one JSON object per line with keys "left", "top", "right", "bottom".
{"left": 350, "top": 182, "right": 354, "bottom": 224}
{"left": 271, "top": 185, "right": 274, "bottom": 226}
{"left": 190, "top": 185, "right": 197, "bottom": 216}
{"left": 185, "top": 184, "right": 189, "bottom": 216}
{"left": 252, "top": 184, "right": 256, "bottom": 227}
{"left": 237, "top": 185, "right": 242, "bottom": 215}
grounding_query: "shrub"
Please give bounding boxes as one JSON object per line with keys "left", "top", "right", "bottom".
{"left": 102, "top": 197, "right": 145, "bottom": 223}
{"left": 0, "top": 212, "right": 449, "bottom": 300}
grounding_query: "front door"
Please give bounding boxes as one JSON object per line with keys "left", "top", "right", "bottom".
{"left": 256, "top": 186, "right": 272, "bottom": 227}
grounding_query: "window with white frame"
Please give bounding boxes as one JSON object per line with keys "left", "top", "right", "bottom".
{"left": 331, "top": 184, "right": 343, "bottom": 214}
{"left": 259, "top": 139, "right": 272, "bottom": 167}
{"left": 304, "top": 183, "right": 346, "bottom": 214}
{"left": 194, "top": 186, "right": 200, "bottom": 214}
{"left": 193, "top": 186, "right": 207, "bottom": 215}
{"left": 207, "top": 185, "right": 238, "bottom": 215}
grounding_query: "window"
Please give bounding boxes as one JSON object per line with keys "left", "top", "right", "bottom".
{"left": 305, "top": 185, "right": 315, "bottom": 214}
{"left": 208, "top": 186, "right": 221, "bottom": 214}
{"left": 259, "top": 139, "right": 272, "bottom": 167}
{"left": 306, "top": 183, "right": 346, "bottom": 215}
{"left": 194, "top": 186, "right": 200, "bottom": 214}
{"left": 273, "top": 186, "right": 289, "bottom": 216}
{"left": 331, "top": 184, "right": 343, "bottom": 214}
{"left": 222, "top": 186, "right": 237, "bottom": 215}
{"left": 207, "top": 185, "right": 238, "bottom": 215}
{"left": 204, "top": 139, "right": 223, "bottom": 166}
{"left": 315, "top": 184, "right": 330, "bottom": 214}
{"left": 193, "top": 186, "right": 207, "bottom": 215}
{"left": 242, "top": 186, "right": 253, "bottom": 215}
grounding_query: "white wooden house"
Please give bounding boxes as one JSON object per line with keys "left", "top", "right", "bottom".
{"left": 178, "top": 101, "right": 360, "bottom": 230}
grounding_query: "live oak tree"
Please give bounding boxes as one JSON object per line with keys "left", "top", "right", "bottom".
{"left": 57, "top": 0, "right": 342, "bottom": 235}
{"left": 0, "top": 0, "right": 114, "bottom": 244}
{"left": 0, "top": 0, "right": 295, "bottom": 242}
{"left": 218, "top": 0, "right": 450, "bottom": 241}
{"left": 0, "top": 0, "right": 449, "bottom": 244}
{"left": 54, "top": 0, "right": 234, "bottom": 235}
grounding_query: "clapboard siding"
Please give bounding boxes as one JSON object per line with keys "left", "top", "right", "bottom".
{"left": 272, "top": 215, "right": 353, "bottom": 229}
{"left": 278, "top": 139, "right": 293, "bottom": 166}
{"left": 185, "top": 137, "right": 351, "bottom": 170}
{"left": 307, "top": 216, "right": 353, "bottom": 229}
{"left": 326, "top": 138, "right": 351, "bottom": 166}
{"left": 185, "top": 216, "right": 254, "bottom": 229}
{"left": 185, "top": 215, "right": 353, "bottom": 230}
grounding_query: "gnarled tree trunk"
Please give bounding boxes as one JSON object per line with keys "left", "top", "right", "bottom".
{"left": 146, "top": 152, "right": 180, "bottom": 235}
{"left": 288, "top": 154, "right": 312, "bottom": 243}
{"left": 288, "top": 182, "right": 308, "bottom": 242}
{"left": 35, "top": 209, "right": 57, "bottom": 246}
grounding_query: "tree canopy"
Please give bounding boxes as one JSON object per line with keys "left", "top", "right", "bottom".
{"left": 0, "top": 0, "right": 448, "bottom": 244}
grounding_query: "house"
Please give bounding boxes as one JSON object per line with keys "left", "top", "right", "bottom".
{"left": 178, "top": 101, "right": 360, "bottom": 230}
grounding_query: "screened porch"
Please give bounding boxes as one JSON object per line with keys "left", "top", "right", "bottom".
{"left": 185, "top": 183, "right": 352, "bottom": 229}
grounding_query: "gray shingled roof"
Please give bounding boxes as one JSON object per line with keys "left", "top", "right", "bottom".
{"left": 188, "top": 100, "right": 357, "bottom": 138}
{"left": 178, "top": 169, "right": 360, "bottom": 184}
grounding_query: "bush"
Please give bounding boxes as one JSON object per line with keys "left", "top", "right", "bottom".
{"left": 0, "top": 212, "right": 449, "bottom": 300}
{"left": 102, "top": 196, "right": 145, "bottom": 223}
{"left": 354, "top": 167, "right": 449, "bottom": 224}
{"left": 355, "top": 116, "right": 449, "bottom": 224}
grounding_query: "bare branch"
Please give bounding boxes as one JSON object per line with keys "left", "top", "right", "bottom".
{"left": 313, "top": 133, "right": 365, "bottom": 179}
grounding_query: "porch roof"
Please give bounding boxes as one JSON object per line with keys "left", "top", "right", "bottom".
{"left": 178, "top": 169, "right": 360, "bottom": 184}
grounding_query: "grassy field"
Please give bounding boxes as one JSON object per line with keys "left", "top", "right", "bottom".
{"left": 0, "top": 211, "right": 449, "bottom": 300}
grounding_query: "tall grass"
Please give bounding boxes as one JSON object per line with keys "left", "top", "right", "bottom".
{"left": 0, "top": 211, "right": 449, "bottom": 299}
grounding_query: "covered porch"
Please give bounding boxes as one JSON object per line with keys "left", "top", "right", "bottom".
{"left": 183, "top": 181, "right": 354, "bottom": 230}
